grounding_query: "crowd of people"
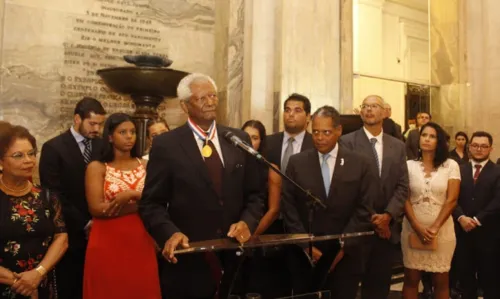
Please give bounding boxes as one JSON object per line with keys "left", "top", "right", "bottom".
{"left": 0, "top": 72, "right": 498, "bottom": 299}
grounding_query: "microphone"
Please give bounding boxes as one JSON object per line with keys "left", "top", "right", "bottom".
{"left": 223, "top": 131, "right": 262, "bottom": 158}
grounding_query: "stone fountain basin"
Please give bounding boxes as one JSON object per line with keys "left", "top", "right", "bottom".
{"left": 97, "top": 67, "right": 189, "bottom": 98}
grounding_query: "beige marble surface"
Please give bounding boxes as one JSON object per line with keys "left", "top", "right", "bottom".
{"left": 0, "top": 0, "right": 215, "bottom": 146}
{"left": 214, "top": 0, "right": 245, "bottom": 128}
{"left": 340, "top": 0, "right": 354, "bottom": 114}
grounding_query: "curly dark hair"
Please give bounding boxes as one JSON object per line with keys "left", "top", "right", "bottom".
{"left": 417, "top": 122, "right": 449, "bottom": 168}
{"left": 99, "top": 113, "right": 140, "bottom": 162}
{"left": 241, "top": 120, "right": 267, "bottom": 151}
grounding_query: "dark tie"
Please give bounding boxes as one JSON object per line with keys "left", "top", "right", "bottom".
{"left": 370, "top": 138, "right": 381, "bottom": 176}
{"left": 281, "top": 137, "right": 295, "bottom": 172}
{"left": 82, "top": 138, "right": 92, "bottom": 164}
{"left": 202, "top": 140, "right": 224, "bottom": 289}
{"left": 473, "top": 164, "right": 482, "bottom": 184}
{"left": 204, "top": 140, "right": 223, "bottom": 199}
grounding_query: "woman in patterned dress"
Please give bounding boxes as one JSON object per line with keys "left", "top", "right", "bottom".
{"left": 0, "top": 125, "right": 68, "bottom": 298}
{"left": 401, "top": 122, "right": 461, "bottom": 299}
{"left": 83, "top": 113, "right": 160, "bottom": 299}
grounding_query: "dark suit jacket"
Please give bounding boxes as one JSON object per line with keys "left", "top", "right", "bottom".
{"left": 405, "top": 128, "right": 419, "bottom": 160}
{"left": 265, "top": 131, "right": 314, "bottom": 169}
{"left": 282, "top": 145, "right": 377, "bottom": 250}
{"left": 138, "top": 123, "right": 264, "bottom": 298}
{"left": 453, "top": 161, "right": 500, "bottom": 242}
{"left": 382, "top": 118, "right": 403, "bottom": 141}
{"left": 39, "top": 130, "right": 102, "bottom": 249}
{"left": 340, "top": 129, "right": 409, "bottom": 244}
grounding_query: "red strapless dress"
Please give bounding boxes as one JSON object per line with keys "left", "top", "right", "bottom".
{"left": 83, "top": 161, "right": 161, "bottom": 299}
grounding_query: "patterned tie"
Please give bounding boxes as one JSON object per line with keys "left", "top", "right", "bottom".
{"left": 370, "top": 138, "right": 381, "bottom": 176}
{"left": 82, "top": 138, "right": 92, "bottom": 164}
{"left": 281, "top": 137, "right": 295, "bottom": 172}
{"left": 321, "top": 154, "right": 331, "bottom": 196}
{"left": 473, "top": 164, "right": 482, "bottom": 184}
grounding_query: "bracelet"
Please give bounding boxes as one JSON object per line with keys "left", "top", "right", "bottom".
{"left": 35, "top": 265, "right": 47, "bottom": 277}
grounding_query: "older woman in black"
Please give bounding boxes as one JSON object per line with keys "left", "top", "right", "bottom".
{"left": 0, "top": 125, "right": 68, "bottom": 298}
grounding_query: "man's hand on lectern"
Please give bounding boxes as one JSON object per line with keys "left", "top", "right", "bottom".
{"left": 163, "top": 232, "right": 189, "bottom": 264}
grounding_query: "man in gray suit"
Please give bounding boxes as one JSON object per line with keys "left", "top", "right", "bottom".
{"left": 341, "top": 95, "right": 409, "bottom": 299}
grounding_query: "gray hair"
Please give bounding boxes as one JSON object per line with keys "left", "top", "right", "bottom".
{"left": 363, "top": 94, "right": 386, "bottom": 106}
{"left": 177, "top": 73, "right": 218, "bottom": 101}
{"left": 311, "top": 105, "right": 341, "bottom": 127}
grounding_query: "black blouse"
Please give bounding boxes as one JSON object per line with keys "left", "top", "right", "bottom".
{"left": 0, "top": 186, "right": 66, "bottom": 299}
{"left": 449, "top": 148, "right": 469, "bottom": 165}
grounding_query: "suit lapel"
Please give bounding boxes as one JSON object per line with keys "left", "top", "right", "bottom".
{"left": 463, "top": 162, "right": 474, "bottom": 187}
{"left": 476, "top": 160, "right": 494, "bottom": 185}
{"left": 217, "top": 126, "right": 236, "bottom": 176}
{"left": 178, "top": 124, "right": 212, "bottom": 185}
{"left": 329, "top": 145, "right": 346, "bottom": 199}
{"left": 355, "top": 129, "right": 379, "bottom": 173}
{"left": 301, "top": 132, "right": 314, "bottom": 151}
{"left": 62, "top": 130, "right": 85, "bottom": 167}
{"left": 309, "top": 150, "right": 328, "bottom": 200}
{"left": 381, "top": 134, "right": 393, "bottom": 181}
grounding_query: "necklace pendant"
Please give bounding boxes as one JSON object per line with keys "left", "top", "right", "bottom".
{"left": 202, "top": 145, "right": 213, "bottom": 158}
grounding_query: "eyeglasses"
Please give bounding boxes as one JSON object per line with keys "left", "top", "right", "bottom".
{"left": 469, "top": 144, "right": 490, "bottom": 150}
{"left": 5, "top": 150, "right": 37, "bottom": 160}
{"left": 360, "top": 104, "right": 383, "bottom": 110}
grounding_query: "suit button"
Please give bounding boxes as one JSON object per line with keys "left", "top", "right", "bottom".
{"left": 472, "top": 198, "right": 475, "bottom": 201}
{"left": 219, "top": 200, "right": 223, "bottom": 206}
{"left": 216, "top": 229, "right": 222, "bottom": 235}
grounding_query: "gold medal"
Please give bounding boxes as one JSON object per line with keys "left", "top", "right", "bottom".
{"left": 202, "top": 144, "right": 213, "bottom": 158}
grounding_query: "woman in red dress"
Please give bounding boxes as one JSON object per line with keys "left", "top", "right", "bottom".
{"left": 83, "top": 113, "right": 161, "bottom": 299}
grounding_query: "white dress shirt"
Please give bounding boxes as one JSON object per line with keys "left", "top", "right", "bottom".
{"left": 363, "top": 126, "right": 383, "bottom": 175}
{"left": 281, "top": 130, "right": 306, "bottom": 164}
{"left": 70, "top": 126, "right": 89, "bottom": 154}
{"left": 191, "top": 127, "right": 225, "bottom": 166}
{"left": 318, "top": 144, "right": 339, "bottom": 181}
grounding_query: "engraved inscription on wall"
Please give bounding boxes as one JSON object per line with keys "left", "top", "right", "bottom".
{"left": 0, "top": 0, "right": 215, "bottom": 144}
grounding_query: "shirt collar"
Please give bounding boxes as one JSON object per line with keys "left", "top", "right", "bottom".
{"left": 283, "top": 130, "right": 306, "bottom": 145}
{"left": 70, "top": 126, "right": 86, "bottom": 143}
{"left": 363, "top": 126, "right": 383, "bottom": 143}
{"left": 319, "top": 143, "right": 339, "bottom": 161}
{"left": 471, "top": 159, "right": 488, "bottom": 169}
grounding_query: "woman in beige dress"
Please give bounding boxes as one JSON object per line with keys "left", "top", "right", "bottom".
{"left": 401, "top": 122, "right": 461, "bottom": 299}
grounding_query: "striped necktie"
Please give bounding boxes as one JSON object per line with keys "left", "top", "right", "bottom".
{"left": 83, "top": 138, "right": 92, "bottom": 164}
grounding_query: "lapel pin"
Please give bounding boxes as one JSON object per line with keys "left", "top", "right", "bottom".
{"left": 340, "top": 158, "right": 344, "bottom": 166}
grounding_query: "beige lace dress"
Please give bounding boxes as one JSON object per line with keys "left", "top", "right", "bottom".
{"left": 401, "top": 159, "right": 461, "bottom": 272}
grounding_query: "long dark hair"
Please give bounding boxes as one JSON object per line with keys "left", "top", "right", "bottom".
{"left": 417, "top": 122, "right": 449, "bottom": 168}
{"left": 100, "top": 113, "right": 140, "bottom": 162}
{"left": 241, "top": 120, "right": 267, "bottom": 151}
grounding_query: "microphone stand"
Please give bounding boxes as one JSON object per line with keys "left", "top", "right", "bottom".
{"left": 250, "top": 152, "right": 327, "bottom": 258}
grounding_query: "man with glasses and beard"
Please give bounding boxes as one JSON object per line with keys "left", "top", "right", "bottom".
{"left": 453, "top": 131, "right": 500, "bottom": 299}
{"left": 39, "top": 97, "right": 106, "bottom": 299}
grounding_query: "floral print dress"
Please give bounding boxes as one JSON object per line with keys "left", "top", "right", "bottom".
{"left": 0, "top": 186, "right": 66, "bottom": 299}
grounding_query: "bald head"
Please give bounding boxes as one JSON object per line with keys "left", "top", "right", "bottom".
{"left": 360, "top": 95, "right": 386, "bottom": 126}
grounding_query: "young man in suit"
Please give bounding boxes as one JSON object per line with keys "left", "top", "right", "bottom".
{"left": 138, "top": 73, "right": 263, "bottom": 299}
{"left": 282, "top": 105, "right": 378, "bottom": 299}
{"left": 265, "top": 93, "right": 314, "bottom": 171}
{"left": 341, "top": 95, "right": 409, "bottom": 299}
{"left": 39, "top": 97, "right": 106, "bottom": 299}
{"left": 453, "top": 131, "right": 500, "bottom": 299}
{"left": 406, "top": 112, "right": 431, "bottom": 160}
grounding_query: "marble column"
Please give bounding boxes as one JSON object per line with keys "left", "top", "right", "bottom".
{"left": 429, "top": 0, "right": 466, "bottom": 138}
{"left": 340, "top": 0, "right": 354, "bottom": 114}
{"left": 214, "top": 0, "right": 245, "bottom": 128}
{"left": 461, "top": 0, "right": 500, "bottom": 158}
{"left": 275, "top": 0, "right": 341, "bottom": 131}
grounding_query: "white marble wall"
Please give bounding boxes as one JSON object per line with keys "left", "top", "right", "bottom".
{"left": 0, "top": 0, "right": 216, "bottom": 146}
{"left": 276, "top": 0, "right": 341, "bottom": 131}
